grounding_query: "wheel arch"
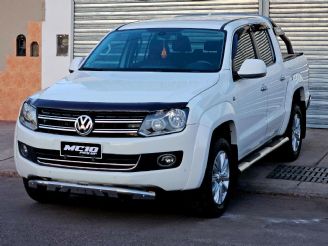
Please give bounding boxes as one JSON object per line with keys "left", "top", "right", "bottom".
{"left": 210, "top": 121, "right": 237, "bottom": 146}
{"left": 210, "top": 121, "right": 238, "bottom": 164}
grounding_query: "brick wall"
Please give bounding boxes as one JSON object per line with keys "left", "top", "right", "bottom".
{"left": 0, "top": 21, "right": 41, "bottom": 121}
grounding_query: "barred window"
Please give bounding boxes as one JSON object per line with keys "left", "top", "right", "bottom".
{"left": 253, "top": 30, "right": 275, "bottom": 66}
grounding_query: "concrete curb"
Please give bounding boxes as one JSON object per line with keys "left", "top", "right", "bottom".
{"left": 238, "top": 183, "right": 328, "bottom": 200}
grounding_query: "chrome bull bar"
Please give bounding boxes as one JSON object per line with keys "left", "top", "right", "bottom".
{"left": 28, "top": 180, "right": 156, "bottom": 200}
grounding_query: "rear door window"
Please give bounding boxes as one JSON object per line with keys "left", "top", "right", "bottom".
{"left": 253, "top": 28, "right": 275, "bottom": 66}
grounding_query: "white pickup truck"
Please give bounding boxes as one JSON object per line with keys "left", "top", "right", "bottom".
{"left": 15, "top": 15, "right": 310, "bottom": 217}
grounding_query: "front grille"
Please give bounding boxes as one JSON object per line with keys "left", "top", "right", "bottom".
{"left": 37, "top": 108, "right": 147, "bottom": 137}
{"left": 34, "top": 148, "right": 140, "bottom": 171}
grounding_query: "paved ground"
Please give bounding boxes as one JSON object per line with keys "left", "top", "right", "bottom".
{"left": 239, "top": 128, "right": 328, "bottom": 198}
{"left": 0, "top": 176, "right": 327, "bottom": 246}
{"left": 0, "top": 122, "right": 15, "bottom": 177}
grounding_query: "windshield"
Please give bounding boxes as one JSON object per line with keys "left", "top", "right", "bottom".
{"left": 81, "top": 28, "right": 226, "bottom": 72}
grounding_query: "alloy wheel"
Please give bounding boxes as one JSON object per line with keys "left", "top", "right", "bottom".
{"left": 292, "top": 113, "right": 301, "bottom": 152}
{"left": 212, "top": 150, "right": 230, "bottom": 205}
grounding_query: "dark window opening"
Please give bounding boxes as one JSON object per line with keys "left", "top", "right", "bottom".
{"left": 57, "top": 34, "right": 69, "bottom": 56}
{"left": 253, "top": 30, "right": 275, "bottom": 66}
{"left": 30, "top": 42, "right": 39, "bottom": 57}
{"left": 16, "top": 34, "right": 26, "bottom": 56}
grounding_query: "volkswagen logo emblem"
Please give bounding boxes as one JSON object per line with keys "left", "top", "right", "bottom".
{"left": 75, "top": 115, "right": 93, "bottom": 136}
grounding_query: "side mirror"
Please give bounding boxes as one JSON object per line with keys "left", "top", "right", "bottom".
{"left": 69, "top": 57, "right": 85, "bottom": 73}
{"left": 237, "top": 59, "right": 267, "bottom": 79}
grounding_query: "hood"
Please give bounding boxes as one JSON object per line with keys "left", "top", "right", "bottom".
{"left": 37, "top": 71, "right": 219, "bottom": 103}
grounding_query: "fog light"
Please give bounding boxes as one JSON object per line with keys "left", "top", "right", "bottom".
{"left": 20, "top": 143, "right": 29, "bottom": 158}
{"left": 157, "top": 154, "right": 176, "bottom": 168}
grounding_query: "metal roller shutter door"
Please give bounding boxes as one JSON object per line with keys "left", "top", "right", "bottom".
{"left": 269, "top": 0, "right": 328, "bottom": 128}
{"left": 73, "top": 0, "right": 259, "bottom": 57}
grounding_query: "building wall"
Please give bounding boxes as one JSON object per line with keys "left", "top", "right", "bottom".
{"left": 0, "top": 0, "right": 44, "bottom": 70}
{"left": 42, "top": 0, "right": 73, "bottom": 88}
{"left": 0, "top": 22, "right": 42, "bottom": 121}
{"left": 0, "top": 0, "right": 44, "bottom": 121}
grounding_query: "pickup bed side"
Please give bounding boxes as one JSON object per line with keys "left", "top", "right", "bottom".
{"left": 279, "top": 49, "right": 309, "bottom": 137}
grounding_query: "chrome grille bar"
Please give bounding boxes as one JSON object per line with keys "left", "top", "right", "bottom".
{"left": 93, "top": 129, "right": 138, "bottom": 134}
{"left": 36, "top": 156, "right": 140, "bottom": 171}
{"left": 37, "top": 157, "right": 138, "bottom": 167}
{"left": 39, "top": 124, "right": 76, "bottom": 132}
{"left": 36, "top": 160, "right": 137, "bottom": 172}
{"left": 95, "top": 119, "right": 143, "bottom": 123}
{"left": 38, "top": 114, "right": 76, "bottom": 122}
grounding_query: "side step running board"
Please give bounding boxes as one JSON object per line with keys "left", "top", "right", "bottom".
{"left": 28, "top": 180, "right": 156, "bottom": 200}
{"left": 238, "top": 137, "right": 289, "bottom": 172}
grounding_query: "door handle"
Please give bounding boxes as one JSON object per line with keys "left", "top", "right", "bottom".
{"left": 280, "top": 76, "right": 286, "bottom": 81}
{"left": 260, "top": 85, "right": 268, "bottom": 92}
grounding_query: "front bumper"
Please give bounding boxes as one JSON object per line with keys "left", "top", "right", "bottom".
{"left": 15, "top": 121, "right": 209, "bottom": 191}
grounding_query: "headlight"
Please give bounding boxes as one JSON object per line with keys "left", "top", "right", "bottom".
{"left": 19, "top": 102, "right": 37, "bottom": 130}
{"left": 139, "top": 108, "right": 188, "bottom": 137}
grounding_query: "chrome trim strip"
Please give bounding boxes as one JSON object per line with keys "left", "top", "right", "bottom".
{"left": 93, "top": 129, "right": 138, "bottom": 134}
{"left": 28, "top": 180, "right": 156, "bottom": 199}
{"left": 36, "top": 161, "right": 137, "bottom": 171}
{"left": 38, "top": 124, "right": 76, "bottom": 132}
{"left": 38, "top": 115, "right": 76, "bottom": 122}
{"left": 37, "top": 157, "right": 138, "bottom": 167}
{"left": 95, "top": 119, "right": 143, "bottom": 123}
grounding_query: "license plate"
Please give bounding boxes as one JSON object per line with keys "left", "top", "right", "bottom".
{"left": 61, "top": 142, "right": 102, "bottom": 158}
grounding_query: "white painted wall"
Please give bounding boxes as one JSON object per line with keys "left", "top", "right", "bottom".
{"left": 42, "top": 0, "right": 73, "bottom": 88}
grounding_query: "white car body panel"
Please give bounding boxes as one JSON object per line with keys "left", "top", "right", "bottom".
{"left": 233, "top": 74, "right": 268, "bottom": 157}
{"left": 39, "top": 72, "right": 220, "bottom": 104}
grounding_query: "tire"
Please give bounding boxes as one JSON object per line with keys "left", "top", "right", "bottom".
{"left": 281, "top": 104, "right": 303, "bottom": 161}
{"left": 23, "top": 178, "right": 68, "bottom": 203}
{"left": 192, "top": 138, "right": 237, "bottom": 218}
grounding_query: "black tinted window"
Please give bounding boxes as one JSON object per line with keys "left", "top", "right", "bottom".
{"left": 253, "top": 30, "right": 274, "bottom": 66}
{"left": 232, "top": 31, "right": 256, "bottom": 73}
{"left": 82, "top": 28, "right": 226, "bottom": 72}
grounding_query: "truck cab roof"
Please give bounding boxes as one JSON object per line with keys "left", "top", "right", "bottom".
{"left": 119, "top": 14, "right": 271, "bottom": 31}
